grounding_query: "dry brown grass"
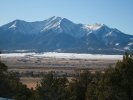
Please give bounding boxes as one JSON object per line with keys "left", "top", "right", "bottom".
{"left": 1, "top": 56, "right": 119, "bottom": 89}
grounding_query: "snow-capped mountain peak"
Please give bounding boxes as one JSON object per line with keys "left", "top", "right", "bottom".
{"left": 84, "top": 23, "right": 104, "bottom": 30}
{"left": 0, "top": 16, "right": 133, "bottom": 54}
{"left": 41, "top": 16, "right": 64, "bottom": 32}
{"left": 48, "top": 16, "right": 63, "bottom": 21}
{"left": 1, "top": 20, "right": 17, "bottom": 30}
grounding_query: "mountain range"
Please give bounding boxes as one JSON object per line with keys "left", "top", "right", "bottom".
{"left": 0, "top": 16, "right": 133, "bottom": 54}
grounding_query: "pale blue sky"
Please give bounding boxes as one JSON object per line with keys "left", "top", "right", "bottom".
{"left": 0, "top": 0, "right": 133, "bottom": 34}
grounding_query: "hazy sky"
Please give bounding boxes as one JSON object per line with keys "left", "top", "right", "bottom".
{"left": 0, "top": 0, "right": 133, "bottom": 34}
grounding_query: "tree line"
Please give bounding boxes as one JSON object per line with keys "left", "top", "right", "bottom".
{"left": 0, "top": 53, "right": 133, "bottom": 100}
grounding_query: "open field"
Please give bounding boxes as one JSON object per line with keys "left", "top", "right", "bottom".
{"left": 1, "top": 54, "right": 121, "bottom": 74}
{"left": 0, "top": 52, "right": 123, "bottom": 88}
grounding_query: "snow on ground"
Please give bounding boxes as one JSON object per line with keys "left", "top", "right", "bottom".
{"left": 0, "top": 97, "right": 13, "bottom": 100}
{"left": 0, "top": 52, "right": 123, "bottom": 60}
{"left": 0, "top": 53, "right": 36, "bottom": 57}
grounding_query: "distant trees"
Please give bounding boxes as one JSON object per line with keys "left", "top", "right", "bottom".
{"left": 1, "top": 52, "right": 133, "bottom": 100}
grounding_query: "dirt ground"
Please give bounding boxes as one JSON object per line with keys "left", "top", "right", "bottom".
{"left": 20, "top": 77, "right": 41, "bottom": 89}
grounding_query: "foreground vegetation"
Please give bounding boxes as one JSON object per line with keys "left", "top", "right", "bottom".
{"left": 0, "top": 53, "right": 133, "bottom": 100}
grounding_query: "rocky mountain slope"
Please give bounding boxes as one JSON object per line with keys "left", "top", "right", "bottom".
{"left": 0, "top": 16, "right": 133, "bottom": 54}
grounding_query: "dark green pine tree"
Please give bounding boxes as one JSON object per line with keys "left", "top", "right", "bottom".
{"left": 36, "top": 72, "right": 69, "bottom": 100}
{"left": 68, "top": 71, "right": 94, "bottom": 100}
{"left": 0, "top": 61, "right": 31, "bottom": 100}
{"left": 98, "top": 52, "right": 133, "bottom": 100}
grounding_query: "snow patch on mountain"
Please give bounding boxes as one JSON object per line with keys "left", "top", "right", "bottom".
{"left": 8, "top": 21, "right": 17, "bottom": 29}
{"left": 124, "top": 46, "right": 130, "bottom": 50}
{"left": 84, "top": 24, "right": 103, "bottom": 30}
{"left": 128, "top": 42, "right": 133, "bottom": 46}
{"left": 105, "top": 32, "right": 113, "bottom": 37}
{"left": 41, "top": 16, "right": 63, "bottom": 32}
{"left": 115, "top": 43, "right": 120, "bottom": 46}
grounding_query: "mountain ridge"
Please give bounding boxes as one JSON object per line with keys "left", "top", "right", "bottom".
{"left": 0, "top": 16, "right": 132, "bottom": 54}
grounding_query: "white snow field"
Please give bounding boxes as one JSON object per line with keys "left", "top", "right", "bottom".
{"left": 0, "top": 52, "right": 123, "bottom": 60}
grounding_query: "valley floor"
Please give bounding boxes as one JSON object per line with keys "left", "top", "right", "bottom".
{"left": 0, "top": 52, "right": 122, "bottom": 88}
